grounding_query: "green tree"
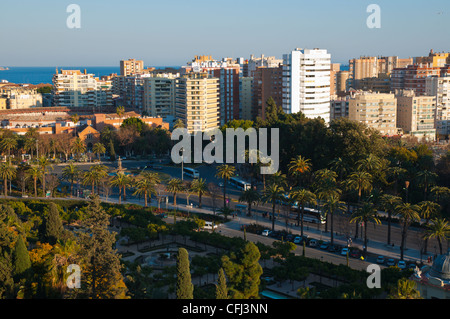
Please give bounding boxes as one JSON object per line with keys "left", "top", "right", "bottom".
{"left": 82, "top": 165, "right": 109, "bottom": 195}
{"left": 416, "top": 170, "right": 438, "bottom": 201}
{"left": 13, "top": 235, "right": 31, "bottom": 280}
{"left": 26, "top": 165, "right": 42, "bottom": 197}
{"left": 73, "top": 196, "right": 127, "bottom": 299}
{"left": 395, "top": 202, "right": 421, "bottom": 260}
{"left": 166, "top": 178, "right": 184, "bottom": 207}
{"left": 92, "top": 142, "right": 106, "bottom": 162}
{"left": 379, "top": 194, "right": 402, "bottom": 245}
{"left": 133, "top": 172, "right": 159, "bottom": 207}
{"left": 215, "top": 268, "right": 228, "bottom": 299}
{"left": 42, "top": 202, "right": 64, "bottom": 245}
{"left": 0, "top": 162, "right": 16, "bottom": 197}
{"left": 221, "top": 242, "right": 263, "bottom": 299}
{"left": 109, "top": 172, "right": 129, "bottom": 204}
{"left": 0, "top": 136, "right": 18, "bottom": 164}
{"left": 423, "top": 218, "right": 450, "bottom": 255}
{"left": 239, "top": 188, "right": 260, "bottom": 217}
{"left": 388, "top": 278, "right": 422, "bottom": 299}
{"left": 290, "top": 188, "right": 317, "bottom": 237}
{"left": 215, "top": 164, "right": 236, "bottom": 208}
{"left": 38, "top": 156, "right": 53, "bottom": 197}
{"left": 322, "top": 193, "right": 346, "bottom": 246}
{"left": 418, "top": 201, "right": 441, "bottom": 254}
{"left": 350, "top": 201, "right": 381, "bottom": 257}
{"left": 262, "top": 182, "right": 285, "bottom": 232}
{"left": 176, "top": 247, "right": 193, "bottom": 299}
{"left": 71, "top": 137, "right": 86, "bottom": 161}
{"left": 190, "top": 178, "right": 208, "bottom": 208}
{"left": 288, "top": 155, "right": 311, "bottom": 187}
{"left": 62, "top": 163, "right": 80, "bottom": 197}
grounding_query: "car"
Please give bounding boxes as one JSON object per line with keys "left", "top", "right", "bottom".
{"left": 261, "top": 230, "right": 271, "bottom": 237}
{"left": 328, "top": 245, "right": 340, "bottom": 253}
{"left": 341, "top": 247, "right": 350, "bottom": 256}
{"left": 319, "top": 242, "right": 329, "bottom": 250}
{"left": 376, "top": 256, "right": 385, "bottom": 264}
{"left": 350, "top": 250, "right": 361, "bottom": 258}
{"left": 397, "top": 260, "right": 407, "bottom": 269}
{"left": 293, "top": 236, "right": 302, "bottom": 244}
{"left": 286, "top": 234, "right": 294, "bottom": 242}
{"left": 386, "top": 258, "right": 396, "bottom": 266}
{"left": 308, "top": 239, "right": 317, "bottom": 247}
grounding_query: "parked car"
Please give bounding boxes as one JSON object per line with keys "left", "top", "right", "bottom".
{"left": 293, "top": 236, "right": 302, "bottom": 244}
{"left": 386, "top": 258, "right": 396, "bottom": 266}
{"left": 308, "top": 239, "right": 317, "bottom": 247}
{"left": 341, "top": 247, "right": 350, "bottom": 256}
{"left": 286, "top": 234, "right": 294, "bottom": 242}
{"left": 350, "top": 249, "right": 361, "bottom": 258}
{"left": 397, "top": 260, "right": 407, "bottom": 270}
{"left": 376, "top": 256, "right": 385, "bottom": 264}
{"left": 261, "top": 229, "right": 271, "bottom": 237}
{"left": 328, "top": 245, "right": 340, "bottom": 253}
{"left": 319, "top": 242, "right": 329, "bottom": 250}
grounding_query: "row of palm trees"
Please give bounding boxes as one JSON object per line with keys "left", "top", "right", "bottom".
{"left": 213, "top": 154, "right": 450, "bottom": 261}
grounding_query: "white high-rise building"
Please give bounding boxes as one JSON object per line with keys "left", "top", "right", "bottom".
{"left": 425, "top": 76, "right": 450, "bottom": 136}
{"left": 282, "top": 48, "right": 331, "bottom": 123}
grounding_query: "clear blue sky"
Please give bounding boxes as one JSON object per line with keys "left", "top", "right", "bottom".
{"left": 1, "top": 0, "right": 449, "bottom": 66}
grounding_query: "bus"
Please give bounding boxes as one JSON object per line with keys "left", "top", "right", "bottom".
{"left": 290, "top": 204, "right": 326, "bottom": 225}
{"left": 228, "top": 177, "right": 251, "bottom": 191}
{"left": 183, "top": 167, "right": 199, "bottom": 178}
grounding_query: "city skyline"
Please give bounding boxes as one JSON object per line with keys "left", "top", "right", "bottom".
{"left": 1, "top": 0, "right": 449, "bottom": 66}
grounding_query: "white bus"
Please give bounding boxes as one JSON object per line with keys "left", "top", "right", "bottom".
{"left": 229, "top": 177, "right": 251, "bottom": 191}
{"left": 183, "top": 167, "right": 199, "bottom": 178}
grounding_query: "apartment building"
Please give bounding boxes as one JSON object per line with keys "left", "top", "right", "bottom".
{"left": 348, "top": 91, "right": 399, "bottom": 136}
{"left": 396, "top": 89, "right": 436, "bottom": 141}
{"left": 252, "top": 66, "right": 283, "bottom": 120}
{"left": 239, "top": 77, "right": 253, "bottom": 120}
{"left": 182, "top": 56, "right": 240, "bottom": 125}
{"left": 247, "top": 54, "right": 283, "bottom": 77}
{"left": 0, "top": 85, "right": 43, "bottom": 109}
{"left": 282, "top": 48, "right": 331, "bottom": 123}
{"left": 415, "top": 50, "right": 450, "bottom": 68}
{"left": 391, "top": 64, "right": 446, "bottom": 96}
{"left": 175, "top": 72, "right": 220, "bottom": 133}
{"left": 52, "top": 69, "right": 112, "bottom": 110}
{"left": 120, "top": 59, "right": 144, "bottom": 76}
{"left": 425, "top": 76, "right": 450, "bottom": 136}
{"left": 331, "top": 95, "right": 350, "bottom": 120}
{"left": 143, "top": 73, "right": 178, "bottom": 120}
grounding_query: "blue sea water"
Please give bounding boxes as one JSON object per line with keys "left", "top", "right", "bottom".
{"left": 0, "top": 66, "right": 179, "bottom": 85}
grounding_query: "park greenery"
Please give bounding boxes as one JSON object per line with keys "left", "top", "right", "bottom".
{"left": 0, "top": 100, "right": 450, "bottom": 299}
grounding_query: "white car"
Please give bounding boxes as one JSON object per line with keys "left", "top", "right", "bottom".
{"left": 261, "top": 230, "right": 271, "bottom": 237}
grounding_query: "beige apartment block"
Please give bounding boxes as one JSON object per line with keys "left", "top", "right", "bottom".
{"left": 0, "top": 86, "right": 42, "bottom": 109}
{"left": 395, "top": 90, "right": 436, "bottom": 141}
{"left": 120, "top": 58, "right": 144, "bottom": 76}
{"left": 175, "top": 72, "right": 220, "bottom": 133}
{"left": 143, "top": 73, "right": 178, "bottom": 119}
{"left": 348, "top": 91, "right": 399, "bottom": 136}
{"left": 0, "top": 98, "right": 7, "bottom": 110}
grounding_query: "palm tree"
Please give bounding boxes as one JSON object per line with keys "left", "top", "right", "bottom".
{"left": 62, "top": 163, "right": 80, "bottom": 197}
{"left": 0, "top": 136, "right": 18, "bottom": 164}
{"left": 116, "top": 106, "right": 125, "bottom": 118}
{"left": 387, "top": 166, "right": 408, "bottom": 195}
{"left": 262, "top": 182, "right": 285, "bottom": 232}
{"left": 133, "top": 176, "right": 157, "bottom": 207}
{"left": 416, "top": 170, "right": 438, "bottom": 201}
{"left": 418, "top": 201, "right": 441, "bottom": 254}
{"left": 322, "top": 194, "right": 346, "bottom": 245}
{"left": 0, "top": 162, "right": 16, "bottom": 197}
{"left": 71, "top": 137, "right": 86, "bottom": 161}
{"left": 329, "top": 157, "right": 349, "bottom": 182}
{"left": 288, "top": 155, "right": 311, "bottom": 187}
{"left": 379, "top": 194, "right": 402, "bottom": 245}
{"left": 239, "top": 188, "right": 260, "bottom": 217}
{"left": 215, "top": 164, "right": 236, "bottom": 208}
{"left": 109, "top": 172, "right": 129, "bottom": 204}
{"left": 82, "top": 165, "right": 108, "bottom": 195}
{"left": 190, "top": 178, "right": 208, "bottom": 208}
{"left": 38, "top": 156, "right": 53, "bottom": 197}
{"left": 290, "top": 188, "right": 317, "bottom": 237}
{"left": 395, "top": 202, "right": 421, "bottom": 260}
{"left": 92, "top": 142, "right": 106, "bottom": 162}
{"left": 423, "top": 218, "right": 450, "bottom": 255}
{"left": 26, "top": 165, "right": 42, "bottom": 197}
{"left": 356, "top": 154, "right": 382, "bottom": 174}
{"left": 388, "top": 278, "right": 422, "bottom": 299}
{"left": 350, "top": 201, "right": 380, "bottom": 257}
{"left": 430, "top": 186, "right": 450, "bottom": 205}
{"left": 166, "top": 178, "right": 184, "bottom": 207}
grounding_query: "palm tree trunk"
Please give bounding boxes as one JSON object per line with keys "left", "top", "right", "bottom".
{"left": 330, "top": 211, "right": 334, "bottom": 245}
{"left": 144, "top": 190, "right": 148, "bottom": 207}
{"left": 199, "top": 193, "right": 202, "bottom": 208}
{"left": 387, "top": 211, "right": 392, "bottom": 245}
{"left": 223, "top": 183, "right": 227, "bottom": 208}
{"left": 272, "top": 202, "right": 275, "bottom": 231}
{"left": 4, "top": 179, "right": 7, "bottom": 197}
{"left": 34, "top": 177, "right": 37, "bottom": 198}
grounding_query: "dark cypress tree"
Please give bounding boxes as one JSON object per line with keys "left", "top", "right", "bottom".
{"left": 176, "top": 247, "right": 193, "bottom": 299}
{"left": 215, "top": 268, "right": 228, "bottom": 299}
{"left": 12, "top": 235, "right": 31, "bottom": 280}
{"left": 0, "top": 206, "right": 15, "bottom": 298}
{"left": 73, "top": 196, "right": 127, "bottom": 299}
{"left": 43, "top": 203, "right": 64, "bottom": 245}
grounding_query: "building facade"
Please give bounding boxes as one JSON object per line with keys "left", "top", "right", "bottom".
{"left": 252, "top": 66, "right": 283, "bottom": 120}
{"left": 348, "top": 91, "right": 399, "bottom": 136}
{"left": 175, "top": 72, "right": 220, "bottom": 133}
{"left": 120, "top": 59, "right": 144, "bottom": 76}
{"left": 143, "top": 73, "right": 178, "bottom": 120}
{"left": 426, "top": 76, "right": 450, "bottom": 137}
{"left": 282, "top": 48, "right": 331, "bottom": 123}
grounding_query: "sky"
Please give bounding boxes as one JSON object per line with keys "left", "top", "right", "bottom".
{"left": 0, "top": 0, "right": 449, "bottom": 67}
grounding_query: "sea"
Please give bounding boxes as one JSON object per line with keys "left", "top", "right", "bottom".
{"left": 0, "top": 66, "right": 179, "bottom": 85}
{"left": 0, "top": 65, "right": 349, "bottom": 85}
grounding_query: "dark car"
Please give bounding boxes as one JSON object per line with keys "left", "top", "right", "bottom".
{"left": 319, "top": 242, "right": 329, "bottom": 250}
{"left": 350, "top": 249, "right": 361, "bottom": 258}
